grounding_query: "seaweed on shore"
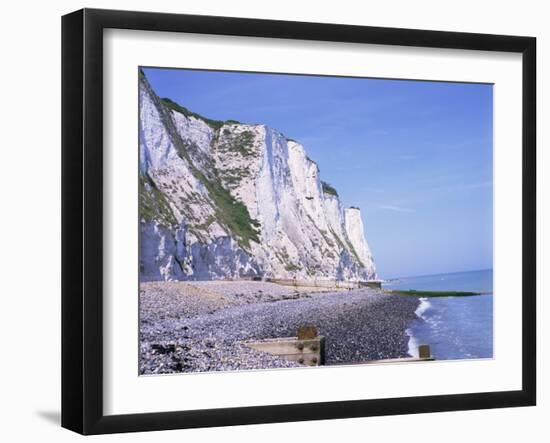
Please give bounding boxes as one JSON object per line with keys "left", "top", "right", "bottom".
{"left": 384, "top": 289, "right": 482, "bottom": 297}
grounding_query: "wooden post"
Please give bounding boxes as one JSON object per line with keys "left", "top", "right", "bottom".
{"left": 246, "top": 326, "right": 325, "bottom": 366}
{"left": 297, "top": 325, "right": 318, "bottom": 340}
{"left": 418, "top": 344, "right": 431, "bottom": 359}
{"left": 246, "top": 337, "right": 325, "bottom": 366}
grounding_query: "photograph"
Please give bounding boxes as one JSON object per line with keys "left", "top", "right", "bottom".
{"left": 138, "top": 66, "right": 494, "bottom": 375}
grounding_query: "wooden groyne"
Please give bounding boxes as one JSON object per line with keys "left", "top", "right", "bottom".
{"left": 246, "top": 326, "right": 325, "bottom": 366}
{"left": 245, "top": 326, "right": 433, "bottom": 367}
{"left": 266, "top": 278, "right": 382, "bottom": 290}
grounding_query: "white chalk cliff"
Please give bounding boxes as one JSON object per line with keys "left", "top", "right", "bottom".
{"left": 139, "top": 71, "right": 376, "bottom": 282}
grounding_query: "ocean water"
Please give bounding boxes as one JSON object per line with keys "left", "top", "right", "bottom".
{"left": 383, "top": 269, "right": 493, "bottom": 360}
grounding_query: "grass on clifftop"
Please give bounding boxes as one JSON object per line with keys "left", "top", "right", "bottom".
{"left": 161, "top": 97, "right": 227, "bottom": 130}
{"left": 385, "top": 289, "right": 482, "bottom": 297}
{"left": 161, "top": 97, "right": 243, "bottom": 131}
{"left": 322, "top": 181, "right": 339, "bottom": 197}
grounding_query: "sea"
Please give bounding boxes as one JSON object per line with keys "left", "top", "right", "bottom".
{"left": 383, "top": 269, "right": 493, "bottom": 360}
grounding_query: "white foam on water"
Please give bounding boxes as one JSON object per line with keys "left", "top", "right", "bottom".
{"left": 406, "top": 328, "right": 419, "bottom": 358}
{"left": 407, "top": 297, "right": 431, "bottom": 357}
{"left": 415, "top": 297, "right": 431, "bottom": 319}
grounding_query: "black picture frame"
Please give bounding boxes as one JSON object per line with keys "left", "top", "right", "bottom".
{"left": 61, "top": 8, "right": 536, "bottom": 435}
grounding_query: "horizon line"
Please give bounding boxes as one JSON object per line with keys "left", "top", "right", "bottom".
{"left": 382, "top": 267, "right": 493, "bottom": 281}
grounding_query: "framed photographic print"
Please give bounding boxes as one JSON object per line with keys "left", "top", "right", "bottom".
{"left": 61, "top": 8, "right": 536, "bottom": 435}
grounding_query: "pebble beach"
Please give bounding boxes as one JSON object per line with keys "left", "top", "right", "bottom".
{"left": 140, "top": 281, "right": 420, "bottom": 374}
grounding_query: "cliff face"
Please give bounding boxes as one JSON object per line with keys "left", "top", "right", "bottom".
{"left": 139, "top": 72, "right": 376, "bottom": 282}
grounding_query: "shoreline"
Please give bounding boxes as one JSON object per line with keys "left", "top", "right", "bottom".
{"left": 406, "top": 297, "right": 431, "bottom": 358}
{"left": 140, "top": 281, "right": 420, "bottom": 374}
{"left": 404, "top": 292, "right": 494, "bottom": 360}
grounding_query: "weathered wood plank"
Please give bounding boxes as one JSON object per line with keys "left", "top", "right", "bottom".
{"left": 246, "top": 336, "right": 325, "bottom": 366}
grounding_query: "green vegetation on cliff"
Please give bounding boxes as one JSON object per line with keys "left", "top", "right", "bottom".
{"left": 217, "top": 130, "right": 256, "bottom": 157}
{"left": 152, "top": 94, "right": 262, "bottom": 249}
{"left": 322, "top": 181, "right": 339, "bottom": 197}
{"left": 196, "top": 169, "right": 261, "bottom": 248}
{"left": 161, "top": 97, "right": 243, "bottom": 131}
{"left": 139, "top": 175, "right": 177, "bottom": 227}
{"left": 161, "top": 97, "right": 226, "bottom": 130}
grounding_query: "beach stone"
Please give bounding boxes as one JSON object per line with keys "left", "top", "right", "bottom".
{"left": 139, "top": 282, "right": 420, "bottom": 374}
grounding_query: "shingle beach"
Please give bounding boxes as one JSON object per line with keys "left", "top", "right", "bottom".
{"left": 140, "top": 281, "right": 420, "bottom": 374}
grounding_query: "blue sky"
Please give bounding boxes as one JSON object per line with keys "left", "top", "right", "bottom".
{"left": 143, "top": 67, "right": 493, "bottom": 279}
